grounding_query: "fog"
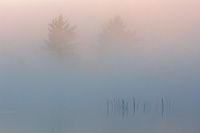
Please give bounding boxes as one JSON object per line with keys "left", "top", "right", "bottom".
{"left": 0, "top": 0, "right": 200, "bottom": 133}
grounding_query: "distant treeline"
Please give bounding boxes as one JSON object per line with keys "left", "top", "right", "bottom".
{"left": 44, "top": 15, "right": 138, "bottom": 61}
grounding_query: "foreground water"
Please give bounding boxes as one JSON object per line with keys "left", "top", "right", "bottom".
{"left": 0, "top": 59, "right": 200, "bottom": 133}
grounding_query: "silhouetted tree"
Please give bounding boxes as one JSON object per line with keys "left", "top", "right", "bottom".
{"left": 99, "top": 16, "right": 137, "bottom": 48}
{"left": 96, "top": 16, "right": 138, "bottom": 65}
{"left": 45, "top": 15, "right": 76, "bottom": 59}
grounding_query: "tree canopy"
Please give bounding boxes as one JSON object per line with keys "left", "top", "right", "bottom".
{"left": 99, "top": 16, "right": 137, "bottom": 47}
{"left": 45, "top": 15, "right": 76, "bottom": 58}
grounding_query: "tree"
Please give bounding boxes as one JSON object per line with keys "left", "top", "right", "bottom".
{"left": 99, "top": 16, "right": 137, "bottom": 49}
{"left": 96, "top": 16, "right": 138, "bottom": 67}
{"left": 45, "top": 15, "right": 76, "bottom": 59}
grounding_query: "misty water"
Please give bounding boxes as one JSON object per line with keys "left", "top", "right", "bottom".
{"left": 0, "top": 52, "right": 200, "bottom": 133}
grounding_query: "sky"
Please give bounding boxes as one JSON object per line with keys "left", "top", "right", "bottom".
{"left": 0, "top": 0, "right": 200, "bottom": 42}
